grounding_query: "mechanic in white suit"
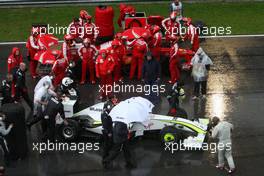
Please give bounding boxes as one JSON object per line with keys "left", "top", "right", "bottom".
{"left": 34, "top": 75, "right": 55, "bottom": 93}
{"left": 191, "top": 47, "right": 213, "bottom": 99}
{"left": 211, "top": 116, "right": 236, "bottom": 174}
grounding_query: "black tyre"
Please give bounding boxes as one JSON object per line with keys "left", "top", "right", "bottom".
{"left": 160, "top": 126, "right": 179, "bottom": 143}
{"left": 61, "top": 119, "right": 79, "bottom": 141}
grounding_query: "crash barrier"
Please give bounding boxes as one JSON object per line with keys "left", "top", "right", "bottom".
{"left": 0, "top": 103, "right": 28, "bottom": 160}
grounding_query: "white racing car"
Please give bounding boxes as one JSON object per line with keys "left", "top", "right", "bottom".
{"left": 59, "top": 97, "right": 209, "bottom": 149}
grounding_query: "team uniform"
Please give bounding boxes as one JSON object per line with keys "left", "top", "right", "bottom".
{"left": 78, "top": 42, "right": 98, "bottom": 84}
{"left": 169, "top": 43, "right": 194, "bottom": 83}
{"left": 162, "top": 13, "right": 180, "bottom": 43}
{"left": 108, "top": 40, "right": 125, "bottom": 82}
{"left": 26, "top": 34, "right": 40, "bottom": 78}
{"left": 52, "top": 56, "right": 69, "bottom": 87}
{"left": 7, "top": 47, "right": 23, "bottom": 74}
{"left": 83, "top": 21, "right": 98, "bottom": 43}
{"left": 95, "top": 50, "right": 115, "bottom": 99}
{"left": 129, "top": 38, "right": 148, "bottom": 80}
{"left": 148, "top": 26, "right": 162, "bottom": 61}
{"left": 184, "top": 22, "right": 200, "bottom": 52}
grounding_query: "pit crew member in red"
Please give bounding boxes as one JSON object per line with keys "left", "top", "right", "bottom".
{"left": 95, "top": 49, "right": 115, "bottom": 100}
{"left": 78, "top": 38, "right": 98, "bottom": 84}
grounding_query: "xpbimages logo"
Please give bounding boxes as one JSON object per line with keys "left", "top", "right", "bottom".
{"left": 165, "top": 25, "right": 232, "bottom": 36}
{"left": 164, "top": 141, "right": 232, "bottom": 154}
{"left": 33, "top": 24, "right": 100, "bottom": 36}
{"left": 98, "top": 82, "right": 166, "bottom": 95}
{"left": 32, "top": 140, "right": 100, "bottom": 154}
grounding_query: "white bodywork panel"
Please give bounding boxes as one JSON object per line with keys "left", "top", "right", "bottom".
{"left": 62, "top": 100, "right": 209, "bottom": 149}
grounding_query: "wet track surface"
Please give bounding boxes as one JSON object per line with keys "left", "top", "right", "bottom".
{"left": 1, "top": 37, "right": 264, "bottom": 176}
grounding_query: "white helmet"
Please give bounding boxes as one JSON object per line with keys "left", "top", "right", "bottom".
{"left": 62, "top": 77, "right": 74, "bottom": 87}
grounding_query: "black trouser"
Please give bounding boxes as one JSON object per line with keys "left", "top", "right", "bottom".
{"left": 103, "top": 140, "right": 132, "bottom": 165}
{"left": 0, "top": 138, "right": 10, "bottom": 165}
{"left": 102, "top": 131, "right": 113, "bottom": 160}
{"left": 2, "top": 97, "right": 14, "bottom": 106}
{"left": 16, "top": 89, "right": 33, "bottom": 110}
{"left": 194, "top": 81, "right": 207, "bottom": 96}
{"left": 45, "top": 118, "right": 56, "bottom": 142}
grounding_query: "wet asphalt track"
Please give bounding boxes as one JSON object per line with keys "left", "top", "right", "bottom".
{"left": 0, "top": 37, "right": 264, "bottom": 176}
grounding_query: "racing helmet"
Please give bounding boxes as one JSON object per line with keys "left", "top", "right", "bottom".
{"left": 152, "top": 25, "right": 161, "bottom": 34}
{"left": 99, "top": 49, "right": 108, "bottom": 55}
{"left": 112, "top": 39, "right": 120, "bottom": 47}
{"left": 115, "top": 32, "right": 123, "bottom": 40}
{"left": 182, "top": 17, "right": 192, "bottom": 26}
{"left": 83, "top": 38, "right": 91, "bottom": 45}
{"left": 170, "top": 12, "right": 177, "bottom": 20}
{"left": 61, "top": 77, "right": 74, "bottom": 89}
{"left": 80, "top": 10, "right": 89, "bottom": 19}
{"left": 51, "top": 50, "right": 62, "bottom": 58}
{"left": 64, "top": 34, "right": 74, "bottom": 41}
{"left": 141, "top": 32, "right": 151, "bottom": 41}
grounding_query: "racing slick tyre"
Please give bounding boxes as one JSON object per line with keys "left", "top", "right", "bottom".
{"left": 61, "top": 119, "right": 79, "bottom": 141}
{"left": 160, "top": 126, "right": 179, "bottom": 143}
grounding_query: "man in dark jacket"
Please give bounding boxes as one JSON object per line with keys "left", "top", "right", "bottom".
{"left": 103, "top": 121, "right": 135, "bottom": 169}
{"left": 0, "top": 74, "right": 14, "bottom": 105}
{"left": 101, "top": 95, "right": 118, "bottom": 160}
{"left": 43, "top": 91, "right": 68, "bottom": 142}
{"left": 142, "top": 51, "right": 161, "bottom": 104}
{"left": 13, "top": 63, "right": 33, "bottom": 110}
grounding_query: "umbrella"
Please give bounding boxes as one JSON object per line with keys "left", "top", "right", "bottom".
{"left": 38, "top": 34, "right": 59, "bottom": 49}
{"left": 122, "top": 27, "right": 150, "bottom": 40}
{"left": 109, "top": 97, "right": 154, "bottom": 126}
{"left": 34, "top": 50, "right": 56, "bottom": 64}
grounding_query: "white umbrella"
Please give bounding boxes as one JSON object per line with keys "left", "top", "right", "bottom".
{"left": 109, "top": 97, "right": 154, "bottom": 126}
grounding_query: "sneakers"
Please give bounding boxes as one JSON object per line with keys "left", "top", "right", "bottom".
{"left": 192, "top": 96, "right": 198, "bottom": 100}
{"left": 216, "top": 165, "right": 224, "bottom": 170}
{"left": 80, "top": 81, "right": 85, "bottom": 85}
{"left": 228, "top": 168, "right": 236, "bottom": 174}
{"left": 91, "top": 80, "right": 96, "bottom": 84}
